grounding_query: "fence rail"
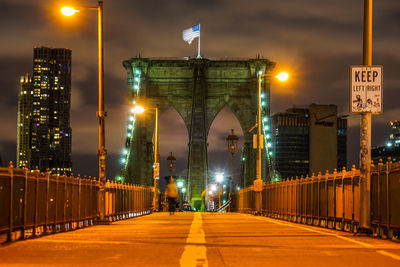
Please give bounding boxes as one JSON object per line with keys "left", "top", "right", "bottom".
{"left": 0, "top": 164, "right": 153, "bottom": 242}
{"left": 232, "top": 160, "right": 400, "bottom": 238}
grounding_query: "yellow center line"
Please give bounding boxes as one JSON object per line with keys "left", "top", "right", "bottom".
{"left": 180, "top": 213, "right": 208, "bottom": 267}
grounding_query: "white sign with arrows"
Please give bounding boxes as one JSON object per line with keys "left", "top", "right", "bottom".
{"left": 350, "top": 66, "right": 383, "bottom": 114}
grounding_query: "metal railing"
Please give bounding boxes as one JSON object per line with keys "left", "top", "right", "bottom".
{"left": 0, "top": 163, "right": 153, "bottom": 242}
{"left": 231, "top": 160, "right": 400, "bottom": 238}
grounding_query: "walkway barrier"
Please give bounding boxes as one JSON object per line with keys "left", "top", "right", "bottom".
{"left": 231, "top": 160, "right": 400, "bottom": 238}
{"left": 0, "top": 163, "right": 153, "bottom": 242}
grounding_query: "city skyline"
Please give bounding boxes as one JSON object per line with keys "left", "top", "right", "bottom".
{"left": 0, "top": 0, "right": 399, "bottom": 180}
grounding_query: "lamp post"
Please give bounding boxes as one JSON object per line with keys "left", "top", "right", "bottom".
{"left": 254, "top": 72, "right": 289, "bottom": 212}
{"left": 132, "top": 105, "right": 159, "bottom": 211}
{"left": 226, "top": 129, "right": 238, "bottom": 211}
{"left": 359, "top": 0, "right": 373, "bottom": 231}
{"left": 62, "top": 1, "right": 106, "bottom": 219}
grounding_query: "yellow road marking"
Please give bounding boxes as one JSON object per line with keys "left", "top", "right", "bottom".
{"left": 180, "top": 213, "right": 208, "bottom": 267}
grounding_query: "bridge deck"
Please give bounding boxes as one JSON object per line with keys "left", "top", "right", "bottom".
{"left": 1, "top": 213, "right": 400, "bottom": 266}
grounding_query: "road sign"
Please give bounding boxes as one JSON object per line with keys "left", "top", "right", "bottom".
{"left": 350, "top": 66, "right": 383, "bottom": 114}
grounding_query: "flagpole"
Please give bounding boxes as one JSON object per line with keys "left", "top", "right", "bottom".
{"left": 197, "top": 24, "right": 201, "bottom": 59}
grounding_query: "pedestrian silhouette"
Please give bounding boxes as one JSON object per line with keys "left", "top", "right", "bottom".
{"left": 165, "top": 178, "right": 178, "bottom": 215}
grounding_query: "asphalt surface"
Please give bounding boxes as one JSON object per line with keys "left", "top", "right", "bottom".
{"left": 1, "top": 212, "right": 400, "bottom": 266}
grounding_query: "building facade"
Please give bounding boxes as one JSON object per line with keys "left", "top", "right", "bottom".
{"left": 17, "top": 47, "right": 72, "bottom": 173}
{"left": 271, "top": 104, "right": 347, "bottom": 179}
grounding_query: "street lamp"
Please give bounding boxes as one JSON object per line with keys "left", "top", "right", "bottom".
{"left": 226, "top": 129, "right": 239, "bottom": 211}
{"left": 132, "top": 105, "right": 160, "bottom": 211}
{"left": 167, "top": 152, "right": 176, "bottom": 179}
{"left": 253, "top": 71, "right": 289, "bottom": 212}
{"left": 61, "top": 1, "right": 106, "bottom": 219}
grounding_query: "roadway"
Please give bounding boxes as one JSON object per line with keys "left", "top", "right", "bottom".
{"left": 1, "top": 213, "right": 400, "bottom": 266}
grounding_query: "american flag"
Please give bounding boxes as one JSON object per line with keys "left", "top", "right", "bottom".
{"left": 183, "top": 24, "right": 200, "bottom": 44}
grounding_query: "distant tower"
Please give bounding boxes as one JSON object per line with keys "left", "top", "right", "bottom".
{"left": 17, "top": 47, "right": 72, "bottom": 173}
{"left": 17, "top": 74, "right": 33, "bottom": 168}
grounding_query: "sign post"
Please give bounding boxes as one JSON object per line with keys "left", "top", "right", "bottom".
{"left": 351, "top": 0, "right": 383, "bottom": 232}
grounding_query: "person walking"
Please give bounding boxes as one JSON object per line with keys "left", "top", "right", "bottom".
{"left": 165, "top": 178, "right": 178, "bottom": 215}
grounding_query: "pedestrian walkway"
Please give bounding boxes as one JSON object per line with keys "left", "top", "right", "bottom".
{"left": 1, "top": 213, "right": 400, "bottom": 266}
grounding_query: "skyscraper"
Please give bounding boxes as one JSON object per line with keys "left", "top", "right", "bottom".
{"left": 271, "top": 104, "right": 347, "bottom": 179}
{"left": 17, "top": 47, "right": 72, "bottom": 173}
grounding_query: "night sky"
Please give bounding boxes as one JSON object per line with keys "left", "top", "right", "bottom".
{"left": 0, "top": 0, "right": 399, "bottom": 186}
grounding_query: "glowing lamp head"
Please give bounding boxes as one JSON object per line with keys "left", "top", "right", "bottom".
{"left": 177, "top": 181, "right": 183, "bottom": 188}
{"left": 275, "top": 72, "right": 289, "bottom": 82}
{"left": 132, "top": 105, "right": 145, "bottom": 114}
{"left": 216, "top": 173, "right": 224, "bottom": 183}
{"left": 61, "top": 7, "right": 79, "bottom": 16}
{"left": 211, "top": 184, "right": 217, "bottom": 192}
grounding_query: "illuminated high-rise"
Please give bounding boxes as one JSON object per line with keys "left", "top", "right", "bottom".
{"left": 17, "top": 47, "right": 72, "bottom": 173}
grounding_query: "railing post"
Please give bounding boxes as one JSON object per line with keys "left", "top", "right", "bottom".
{"left": 63, "top": 173, "right": 67, "bottom": 231}
{"left": 7, "top": 161, "right": 14, "bottom": 242}
{"left": 34, "top": 166, "right": 39, "bottom": 236}
{"left": 78, "top": 175, "right": 81, "bottom": 228}
{"left": 45, "top": 169, "right": 51, "bottom": 234}
{"left": 386, "top": 157, "right": 392, "bottom": 237}
{"left": 351, "top": 165, "right": 356, "bottom": 230}
{"left": 54, "top": 173, "right": 59, "bottom": 233}
{"left": 325, "top": 170, "right": 329, "bottom": 227}
{"left": 333, "top": 168, "right": 337, "bottom": 226}
{"left": 342, "top": 167, "right": 346, "bottom": 229}
{"left": 22, "top": 166, "right": 28, "bottom": 240}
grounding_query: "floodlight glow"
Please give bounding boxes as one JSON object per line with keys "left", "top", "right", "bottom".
{"left": 182, "top": 188, "right": 186, "bottom": 193}
{"left": 386, "top": 142, "right": 393, "bottom": 147}
{"left": 275, "top": 72, "right": 289, "bottom": 82}
{"left": 61, "top": 7, "right": 79, "bottom": 16}
{"left": 132, "top": 105, "right": 145, "bottom": 114}
{"left": 211, "top": 184, "right": 217, "bottom": 191}
{"left": 258, "top": 70, "right": 263, "bottom": 75}
{"left": 123, "top": 149, "right": 128, "bottom": 155}
{"left": 177, "top": 181, "right": 183, "bottom": 188}
{"left": 209, "top": 190, "right": 213, "bottom": 194}
{"left": 216, "top": 173, "right": 224, "bottom": 183}
{"left": 263, "top": 117, "right": 268, "bottom": 122}
{"left": 129, "top": 116, "right": 134, "bottom": 121}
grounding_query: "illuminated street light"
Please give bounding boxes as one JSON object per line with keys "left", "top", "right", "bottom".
{"left": 131, "top": 105, "right": 145, "bottom": 114}
{"left": 275, "top": 72, "right": 289, "bottom": 82}
{"left": 211, "top": 184, "right": 217, "bottom": 192}
{"left": 61, "top": 1, "right": 106, "bottom": 220}
{"left": 61, "top": 7, "right": 79, "bottom": 16}
{"left": 253, "top": 70, "right": 289, "bottom": 212}
{"left": 216, "top": 173, "right": 224, "bottom": 183}
{"left": 134, "top": 104, "right": 160, "bottom": 211}
{"left": 226, "top": 129, "right": 239, "bottom": 211}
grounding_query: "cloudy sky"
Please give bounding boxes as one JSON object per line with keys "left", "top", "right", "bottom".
{"left": 0, "top": 0, "right": 399, "bottom": 183}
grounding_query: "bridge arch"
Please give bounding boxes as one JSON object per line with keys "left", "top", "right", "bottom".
{"left": 123, "top": 57, "right": 275, "bottom": 210}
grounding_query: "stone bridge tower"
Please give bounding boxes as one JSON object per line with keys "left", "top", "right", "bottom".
{"left": 122, "top": 58, "right": 275, "bottom": 210}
